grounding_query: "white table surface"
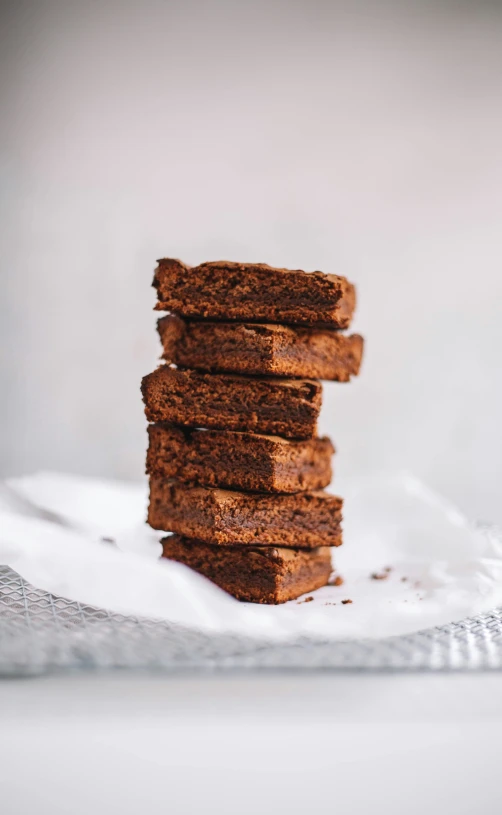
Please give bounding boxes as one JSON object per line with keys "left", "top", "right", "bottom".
{"left": 1, "top": 673, "right": 501, "bottom": 815}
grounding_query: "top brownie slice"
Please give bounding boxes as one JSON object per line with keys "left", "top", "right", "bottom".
{"left": 153, "top": 258, "right": 356, "bottom": 329}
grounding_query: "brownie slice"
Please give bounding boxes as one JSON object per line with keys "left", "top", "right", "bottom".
{"left": 147, "top": 425, "right": 334, "bottom": 493}
{"left": 161, "top": 535, "right": 333, "bottom": 604}
{"left": 153, "top": 258, "right": 356, "bottom": 329}
{"left": 148, "top": 479, "right": 343, "bottom": 548}
{"left": 158, "top": 315, "right": 364, "bottom": 381}
{"left": 141, "top": 366, "right": 322, "bottom": 439}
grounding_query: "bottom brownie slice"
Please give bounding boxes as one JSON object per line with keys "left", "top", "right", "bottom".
{"left": 161, "top": 535, "right": 333, "bottom": 604}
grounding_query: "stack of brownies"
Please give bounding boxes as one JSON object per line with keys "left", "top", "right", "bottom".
{"left": 141, "top": 258, "right": 363, "bottom": 604}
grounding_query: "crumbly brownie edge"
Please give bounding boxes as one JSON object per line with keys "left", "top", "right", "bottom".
{"left": 141, "top": 366, "right": 321, "bottom": 439}
{"left": 161, "top": 536, "right": 333, "bottom": 603}
{"left": 272, "top": 435, "right": 334, "bottom": 492}
{"left": 152, "top": 258, "right": 356, "bottom": 328}
{"left": 148, "top": 479, "right": 343, "bottom": 548}
{"left": 146, "top": 424, "right": 276, "bottom": 491}
{"left": 157, "top": 316, "right": 363, "bottom": 381}
{"left": 146, "top": 425, "right": 333, "bottom": 493}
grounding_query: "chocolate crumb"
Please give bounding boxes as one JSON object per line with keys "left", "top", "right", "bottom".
{"left": 371, "top": 572, "right": 389, "bottom": 580}
{"left": 329, "top": 574, "right": 344, "bottom": 587}
{"left": 384, "top": 566, "right": 393, "bottom": 573}
{"left": 401, "top": 576, "right": 408, "bottom": 582}
{"left": 341, "top": 599, "right": 353, "bottom": 605}
{"left": 298, "top": 596, "right": 314, "bottom": 604}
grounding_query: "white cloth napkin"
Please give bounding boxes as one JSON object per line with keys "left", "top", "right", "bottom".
{"left": 1, "top": 471, "right": 502, "bottom": 641}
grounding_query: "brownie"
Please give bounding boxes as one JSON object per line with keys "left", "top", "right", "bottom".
{"left": 141, "top": 366, "right": 322, "bottom": 439}
{"left": 147, "top": 424, "right": 334, "bottom": 493}
{"left": 161, "top": 535, "right": 333, "bottom": 604}
{"left": 153, "top": 258, "right": 356, "bottom": 328}
{"left": 148, "top": 479, "right": 343, "bottom": 548}
{"left": 158, "top": 315, "right": 364, "bottom": 381}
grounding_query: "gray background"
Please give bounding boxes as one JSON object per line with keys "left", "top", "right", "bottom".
{"left": 1, "top": 0, "right": 502, "bottom": 523}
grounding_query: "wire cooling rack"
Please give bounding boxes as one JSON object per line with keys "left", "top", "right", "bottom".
{"left": 1, "top": 565, "right": 501, "bottom": 675}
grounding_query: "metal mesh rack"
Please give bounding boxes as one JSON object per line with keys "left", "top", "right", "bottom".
{"left": 1, "top": 565, "right": 502, "bottom": 675}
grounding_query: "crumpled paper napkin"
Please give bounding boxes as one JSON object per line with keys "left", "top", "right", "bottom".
{"left": 1, "top": 471, "right": 502, "bottom": 641}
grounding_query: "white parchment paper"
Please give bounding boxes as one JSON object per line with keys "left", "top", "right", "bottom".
{"left": 1, "top": 471, "right": 502, "bottom": 641}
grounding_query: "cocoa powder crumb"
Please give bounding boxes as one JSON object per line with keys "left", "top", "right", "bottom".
{"left": 328, "top": 574, "right": 344, "bottom": 587}
{"left": 341, "top": 599, "right": 353, "bottom": 605}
